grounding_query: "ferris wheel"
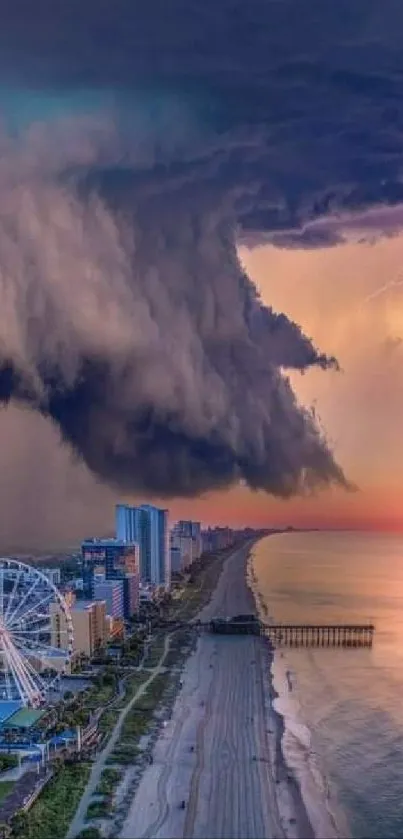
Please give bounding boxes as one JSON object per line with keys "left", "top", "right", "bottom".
{"left": 0, "top": 559, "right": 74, "bottom": 708}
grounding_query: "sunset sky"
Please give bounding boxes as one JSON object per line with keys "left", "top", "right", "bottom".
{"left": 1, "top": 1, "right": 403, "bottom": 548}
{"left": 2, "top": 231, "right": 401, "bottom": 547}
{"left": 172, "top": 235, "right": 403, "bottom": 533}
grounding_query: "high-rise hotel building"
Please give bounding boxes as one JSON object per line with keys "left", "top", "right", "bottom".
{"left": 115, "top": 503, "right": 170, "bottom": 589}
{"left": 170, "top": 520, "right": 202, "bottom": 571}
{"left": 81, "top": 537, "right": 140, "bottom": 608}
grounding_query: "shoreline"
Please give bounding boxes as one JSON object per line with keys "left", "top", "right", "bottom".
{"left": 118, "top": 539, "right": 320, "bottom": 838}
{"left": 245, "top": 546, "right": 316, "bottom": 839}
{"left": 247, "top": 542, "right": 342, "bottom": 839}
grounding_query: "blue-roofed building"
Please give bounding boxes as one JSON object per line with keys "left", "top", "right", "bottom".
{"left": 48, "top": 728, "right": 77, "bottom": 749}
{"left": 3, "top": 708, "right": 46, "bottom": 729}
{"left": 0, "top": 701, "right": 23, "bottom": 725}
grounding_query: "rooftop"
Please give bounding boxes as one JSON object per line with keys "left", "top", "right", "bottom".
{"left": 0, "top": 701, "right": 22, "bottom": 723}
{"left": 82, "top": 538, "right": 134, "bottom": 548}
{"left": 73, "top": 599, "right": 106, "bottom": 611}
{"left": 4, "top": 708, "right": 46, "bottom": 729}
{"left": 94, "top": 579, "right": 124, "bottom": 589}
{"left": 49, "top": 729, "right": 77, "bottom": 746}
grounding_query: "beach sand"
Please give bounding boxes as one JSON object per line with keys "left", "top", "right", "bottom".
{"left": 119, "top": 541, "right": 321, "bottom": 839}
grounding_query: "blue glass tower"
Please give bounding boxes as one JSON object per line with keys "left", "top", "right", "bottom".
{"left": 115, "top": 504, "right": 169, "bottom": 587}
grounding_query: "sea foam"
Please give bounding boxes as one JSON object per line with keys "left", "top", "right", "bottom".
{"left": 247, "top": 545, "right": 347, "bottom": 839}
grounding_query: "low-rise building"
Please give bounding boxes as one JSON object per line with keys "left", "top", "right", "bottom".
{"left": 170, "top": 546, "right": 182, "bottom": 574}
{"left": 50, "top": 598, "right": 107, "bottom": 659}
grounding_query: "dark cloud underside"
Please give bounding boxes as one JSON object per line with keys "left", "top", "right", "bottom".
{"left": 1, "top": 0, "right": 401, "bottom": 500}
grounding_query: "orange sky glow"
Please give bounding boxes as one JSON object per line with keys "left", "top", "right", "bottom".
{"left": 167, "top": 235, "right": 403, "bottom": 532}
{"left": 1, "top": 234, "right": 402, "bottom": 548}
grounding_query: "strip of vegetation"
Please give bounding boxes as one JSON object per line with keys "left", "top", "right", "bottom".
{"left": 110, "top": 675, "right": 170, "bottom": 765}
{"left": 118, "top": 633, "right": 145, "bottom": 666}
{"left": 118, "top": 709, "right": 151, "bottom": 747}
{"left": 0, "top": 754, "right": 18, "bottom": 774}
{"left": 98, "top": 709, "right": 120, "bottom": 734}
{"left": 95, "top": 671, "right": 150, "bottom": 740}
{"left": 0, "top": 781, "right": 14, "bottom": 803}
{"left": 163, "top": 630, "right": 193, "bottom": 667}
{"left": 95, "top": 768, "right": 122, "bottom": 797}
{"left": 85, "top": 799, "right": 110, "bottom": 820}
{"left": 114, "top": 672, "right": 149, "bottom": 709}
{"left": 170, "top": 550, "right": 229, "bottom": 621}
{"left": 107, "top": 747, "right": 140, "bottom": 766}
{"left": 105, "top": 554, "right": 232, "bottom": 770}
{"left": 142, "top": 634, "right": 166, "bottom": 668}
{"left": 135, "top": 674, "right": 168, "bottom": 711}
{"left": 81, "top": 671, "right": 118, "bottom": 711}
{"left": 10, "top": 762, "right": 91, "bottom": 839}
{"left": 49, "top": 670, "right": 120, "bottom": 738}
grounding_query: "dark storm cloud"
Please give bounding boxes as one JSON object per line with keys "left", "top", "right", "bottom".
{"left": 0, "top": 405, "right": 115, "bottom": 551}
{"left": 2, "top": 0, "right": 403, "bottom": 239}
{"left": 0, "top": 151, "right": 343, "bottom": 497}
{"left": 3, "top": 0, "right": 400, "bottom": 498}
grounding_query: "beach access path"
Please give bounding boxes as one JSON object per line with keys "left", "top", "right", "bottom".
{"left": 120, "top": 542, "right": 286, "bottom": 839}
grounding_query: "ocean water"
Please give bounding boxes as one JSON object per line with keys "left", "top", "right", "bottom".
{"left": 251, "top": 531, "right": 403, "bottom": 839}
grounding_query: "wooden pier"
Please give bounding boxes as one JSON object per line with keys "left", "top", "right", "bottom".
{"left": 159, "top": 616, "right": 375, "bottom": 647}
{"left": 263, "top": 623, "right": 374, "bottom": 648}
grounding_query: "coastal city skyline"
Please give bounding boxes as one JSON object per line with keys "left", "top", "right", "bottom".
{"left": 0, "top": 4, "right": 403, "bottom": 838}
{"left": 0, "top": 13, "right": 402, "bottom": 546}
{"left": 1, "top": 228, "right": 402, "bottom": 546}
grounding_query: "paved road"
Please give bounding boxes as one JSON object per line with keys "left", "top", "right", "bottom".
{"left": 67, "top": 634, "right": 171, "bottom": 839}
{"left": 121, "top": 543, "right": 285, "bottom": 839}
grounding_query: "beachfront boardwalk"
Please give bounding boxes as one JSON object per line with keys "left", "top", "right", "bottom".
{"left": 120, "top": 544, "right": 314, "bottom": 839}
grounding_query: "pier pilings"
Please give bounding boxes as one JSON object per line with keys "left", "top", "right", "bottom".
{"left": 264, "top": 623, "right": 374, "bottom": 648}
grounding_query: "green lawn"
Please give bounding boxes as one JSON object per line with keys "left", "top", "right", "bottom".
{"left": 0, "top": 753, "right": 19, "bottom": 773}
{"left": 11, "top": 763, "right": 91, "bottom": 839}
{"left": 170, "top": 551, "right": 228, "bottom": 621}
{"left": 0, "top": 780, "right": 14, "bottom": 802}
{"left": 85, "top": 799, "right": 110, "bottom": 820}
{"left": 95, "top": 768, "right": 121, "bottom": 797}
{"left": 142, "top": 635, "right": 166, "bottom": 668}
{"left": 115, "top": 671, "right": 149, "bottom": 707}
{"left": 82, "top": 682, "right": 116, "bottom": 712}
